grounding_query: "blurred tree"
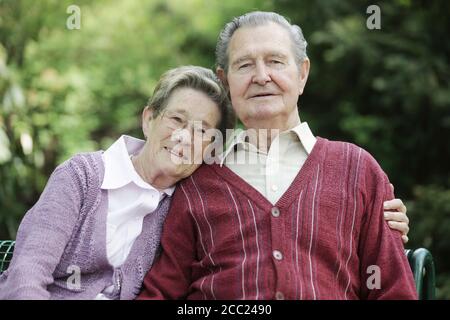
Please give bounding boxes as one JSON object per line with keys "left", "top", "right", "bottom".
{"left": 1, "top": 0, "right": 79, "bottom": 238}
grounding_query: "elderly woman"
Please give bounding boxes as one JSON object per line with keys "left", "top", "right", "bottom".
{"left": 0, "top": 66, "right": 232, "bottom": 299}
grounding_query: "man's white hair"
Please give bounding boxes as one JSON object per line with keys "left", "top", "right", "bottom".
{"left": 215, "top": 11, "right": 308, "bottom": 73}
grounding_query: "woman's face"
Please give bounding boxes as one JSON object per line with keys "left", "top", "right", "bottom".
{"left": 142, "top": 87, "right": 221, "bottom": 182}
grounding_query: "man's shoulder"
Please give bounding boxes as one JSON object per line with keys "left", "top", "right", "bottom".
{"left": 320, "top": 137, "right": 358, "bottom": 152}
{"left": 320, "top": 137, "right": 373, "bottom": 158}
{"left": 319, "top": 138, "right": 383, "bottom": 171}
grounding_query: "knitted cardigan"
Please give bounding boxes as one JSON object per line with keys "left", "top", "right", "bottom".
{"left": 0, "top": 151, "right": 171, "bottom": 299}
{"left": 138, "top": 138, "right": 417, "bottom": 300}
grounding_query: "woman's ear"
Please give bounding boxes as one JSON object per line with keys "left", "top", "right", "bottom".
{"left": 142, "top": 106, "right": 154, "bottom": 139}
{"left": 216, "top": 67, "right": 228, "bottom": 88}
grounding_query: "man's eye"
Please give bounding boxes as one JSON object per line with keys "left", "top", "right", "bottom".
{"left": 239, "top": 63, "right": 251, "bottom": 69}
{"left": 171, "top": 116, "right": 183, "bottom": 123}
{"left": 271, "top": 60, "right": 283, "bottom": 64}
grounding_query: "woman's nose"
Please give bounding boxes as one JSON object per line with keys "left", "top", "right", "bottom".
{"left": 172, "top": 128, "right": 193, "bottom": 145}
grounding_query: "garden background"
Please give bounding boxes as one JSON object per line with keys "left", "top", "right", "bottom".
{"left": 1, "top": 0, "right": 449, "bottom": 298}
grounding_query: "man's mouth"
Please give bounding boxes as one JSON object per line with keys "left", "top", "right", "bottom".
{"left": 250, "top": 93, "right": 276, "bottom": 98}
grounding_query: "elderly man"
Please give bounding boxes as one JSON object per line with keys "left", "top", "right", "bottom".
{"left": 138, "top": 11, "right": 416, "bottom": 300}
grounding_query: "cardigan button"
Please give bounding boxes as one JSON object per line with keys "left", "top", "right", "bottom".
{"left": 271, "top": 207, "right": 280, "bottom": 217}
{"left": 273, "top": 250, "right": 283, "bottom": 261}
{"left": 275, "top": 291, "right": 285, "bottom": 300}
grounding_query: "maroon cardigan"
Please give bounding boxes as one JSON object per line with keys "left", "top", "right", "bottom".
{"left": 138, "top": 138, "right": 417, "bottom": 300}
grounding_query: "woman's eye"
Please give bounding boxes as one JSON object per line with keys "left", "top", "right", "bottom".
{"left": 171, "top": 116, "right": 183, "bottom": 123}
{"left": 239, "top": 63, "right": 251, "bottom": 69}
{"left": 195, "top": 127, "right": 206, "bottom": 134}
{"left": 271, "top": 60, "right": 283, "bottom": 64}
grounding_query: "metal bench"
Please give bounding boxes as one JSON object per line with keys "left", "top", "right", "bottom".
{"left": 0, "top": 240, "right": 15, "bottom": 275}
{"left": 405, "top": 248, "right": 436, "bottom": 300}
{"left": 0, "top": 240, "right": 436, "bottom": 299}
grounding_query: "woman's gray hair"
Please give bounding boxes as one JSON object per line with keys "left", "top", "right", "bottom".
{"left": 147, "top": 65, "right": 234, "bottom": 136}
{"left": 215, "top": 11, "right": 308, "bottom": 73}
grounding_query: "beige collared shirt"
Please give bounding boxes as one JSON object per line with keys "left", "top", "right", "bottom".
{"left": 221, "top": 122, "right": 316, "bottom": 205}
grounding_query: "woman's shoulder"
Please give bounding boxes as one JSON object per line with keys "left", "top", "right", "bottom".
{"left": 53, "top": 150, "right": 105, "bottom": 191}
{"left": 64, "top": 150, "right": 104, "bottom": 170}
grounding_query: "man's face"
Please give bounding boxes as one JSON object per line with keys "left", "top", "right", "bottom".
{"left": 219, "top": 22, "right": 309, "bottom": 131}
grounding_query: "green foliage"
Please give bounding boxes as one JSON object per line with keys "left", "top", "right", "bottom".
{"left": 0, "top": 0, "right": 448, "bottom": 298}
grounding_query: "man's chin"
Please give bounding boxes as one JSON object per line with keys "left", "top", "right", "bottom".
{"left": 249, "top": 108, "right": 282, "bottom": 120}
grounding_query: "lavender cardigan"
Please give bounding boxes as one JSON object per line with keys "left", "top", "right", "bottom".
{"left": 0, "top": 151, "right": 171, "bottom": 299}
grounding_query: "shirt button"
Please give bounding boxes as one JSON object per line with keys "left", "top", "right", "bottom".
{"left": 273, "top": 250, "right": 283, "bottom": 261}
{"left": 271, "top": 184, "right": 278, "bottom": 192}
{"left": 271, "top": 207, "right": 280, "bottom": 217}
{"left": 275, "top": 291, "right": 285, "bottom": 300}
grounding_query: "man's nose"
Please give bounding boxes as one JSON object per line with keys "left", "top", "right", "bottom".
{"left": 252, "top": 62, "right": 271, "bottom": 85}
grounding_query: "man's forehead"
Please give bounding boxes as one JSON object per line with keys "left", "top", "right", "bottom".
{"left": 228, "top": 43, "right": 293, "bottom": 64}
{"left": 228, "top": 23, "right": 293, "bottom": 59}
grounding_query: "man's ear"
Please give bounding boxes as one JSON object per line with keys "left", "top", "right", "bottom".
{"left": 298, "top": 58, "right": 310, "bottom": 96}
{"left": 142, "top": 106, "right": 153, "bottom": 139}
{"left": 216, "top": 67, "right": 228, "bottom": 88}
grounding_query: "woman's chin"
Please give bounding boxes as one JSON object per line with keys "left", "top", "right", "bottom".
{"left": 160, "top": 164, "right": 192, "bottom": 181}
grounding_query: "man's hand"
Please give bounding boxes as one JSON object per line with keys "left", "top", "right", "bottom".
{"left": 383, "top": 184, "right": 409, "bottom": 244}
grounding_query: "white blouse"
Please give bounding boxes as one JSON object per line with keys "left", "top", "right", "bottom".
{"left": 95, "top": 135, "right": 174, "bottom": 299}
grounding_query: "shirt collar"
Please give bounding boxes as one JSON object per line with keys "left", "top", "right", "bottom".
{"left": 101, "top": 135, "right": 175, "bottom": 196}
{"left": 219, "top": 122, "right": 316, "bottom": 166}
{"left": 289, "top": 122, "right": 316, "bottom": 154}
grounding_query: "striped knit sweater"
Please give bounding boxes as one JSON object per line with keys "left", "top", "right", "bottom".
{"left": 138, "top": 137, "right": 417, "bottom": 300}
